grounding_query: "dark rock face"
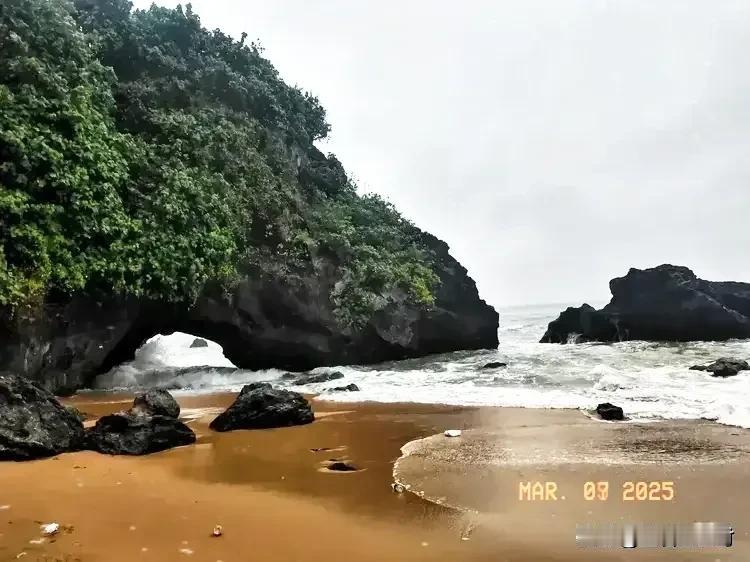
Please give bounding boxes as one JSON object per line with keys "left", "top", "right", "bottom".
{"left": 189, "top": 338, "right": 208, "bottom": 348}
{"left": 132, "top": 389, "right": 180, "bottom": 418}
{"left": 294, "top": 371, "right": 345, "bottom": 385}
{"left": 690, "top": 358, "right": 749, "bottom": 378}
{"left": 0, "top": 237, "right": 498, "bottom": 393}
{"left": 210, "top": 384, "right": 314, "bottom": 431}
{"left": 0, "top": 374, "right": 84, "bottom": 460}
{"left": 85, "top": 412, "right": 195, "bottom": 455}
{"left": 540, "top": 304, "right": 619, "bottom": 344}
{"left": 328, "top": 383, "right": 360, "bottom": 392}
{"left": 481, "top": 361, "right": 507, "bottom": 369}
{"left": 596, "top": 403, "right": 625, "bottom": 421}
{"left": 0, "top": 297, "right": 140, "bottom": 394}
{"left": 542, "top": 265, "right": 750, "bottom": 343}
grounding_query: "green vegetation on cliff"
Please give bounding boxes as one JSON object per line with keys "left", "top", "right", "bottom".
{"left": 0, "top": 0, "right": 438, "bottom": 326}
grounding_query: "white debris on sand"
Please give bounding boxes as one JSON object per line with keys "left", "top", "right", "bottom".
{"left": 40, "top": 523, "right": 59, "bottom": 536}
{"left": 443, "top": 429, "right": 462, "bottom": 437}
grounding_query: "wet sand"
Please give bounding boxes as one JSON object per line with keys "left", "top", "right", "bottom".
{"left": 0, "top": 393, "right": 748, "bottom": 561}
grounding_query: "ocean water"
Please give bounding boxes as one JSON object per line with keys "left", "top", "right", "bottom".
{"left": 94, "top": 304, "right": 750, "bottom": 428}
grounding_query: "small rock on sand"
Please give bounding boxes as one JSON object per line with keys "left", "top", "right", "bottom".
{"left": 595, "top": 403, "right": 625, "bottom": 421}
{"left": 326, "top": 461, "right": 358, "bottom": 472}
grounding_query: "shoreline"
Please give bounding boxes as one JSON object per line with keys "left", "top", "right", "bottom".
{"left": 1, "top": 393, "right": 749, "bottom": 561}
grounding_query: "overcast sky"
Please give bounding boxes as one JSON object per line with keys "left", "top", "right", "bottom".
{"left": 133, "top": 0, "right": 750, "bottom": 308}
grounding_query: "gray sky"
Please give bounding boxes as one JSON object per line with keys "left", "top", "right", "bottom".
{"left": 134, "top": 0, "right": 750, "bottom": 307}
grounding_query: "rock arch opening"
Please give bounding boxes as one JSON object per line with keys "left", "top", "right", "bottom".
{"left": 94, "top": 331, "right": 235, "bottom": 390}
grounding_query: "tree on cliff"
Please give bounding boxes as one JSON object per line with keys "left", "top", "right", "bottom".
{"left": 0, "top": 0, "right": 438, "bottom": 327}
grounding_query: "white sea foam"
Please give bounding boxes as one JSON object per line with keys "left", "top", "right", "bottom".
{"left": 92, "top": 306, "right": 750, "bottom": 428}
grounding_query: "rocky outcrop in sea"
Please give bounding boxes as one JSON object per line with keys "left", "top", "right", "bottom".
{"left": 541, "top": 265, "right": 750, "bottom": 343}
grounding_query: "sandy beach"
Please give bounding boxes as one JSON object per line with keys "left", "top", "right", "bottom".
{"left": 0, "top": 393, "right": 748, "bottom": 562}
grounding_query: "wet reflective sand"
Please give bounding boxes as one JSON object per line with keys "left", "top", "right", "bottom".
{"left": 0, "top": 393, "right": 748, "bottom": 561}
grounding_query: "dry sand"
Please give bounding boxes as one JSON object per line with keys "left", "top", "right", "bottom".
{"left": 0, "top": 393, "right": 748, "bottom": 561}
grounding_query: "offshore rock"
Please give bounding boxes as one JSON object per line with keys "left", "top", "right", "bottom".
{"left": 690, "top": 358, "right": 749, "bottom": 378}
{"left": 293, "top": 371, "right": 345, "bottom": 385}
{"left": 542, "top": 265, "right": 750, "bottom": 343}
{"left": 328, "top": 383, "right": 360, "bottom": 392}
{"left": 481, "top": 361, "right": 507, "bottom": 369}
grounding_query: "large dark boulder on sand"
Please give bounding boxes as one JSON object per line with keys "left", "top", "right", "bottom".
{"left": 132, "top": 388, "right": 180, "bottom": 418}
{"left": 690, "top": 358, "right": 749, "bottom": 378}
{"left": 210, "top": 383, "right": 314, "bottom": 431}
{"left": 85, "top": 412, "right": 195, "bottom": 455}
{"left": 0, "top": 373, "right": 84, "bottom": 460}
{"left": 85, "top": 389, "right": 194, "bottom": 455}
{"left": 542, "top": 265, "right": 750, "bottom": 343}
